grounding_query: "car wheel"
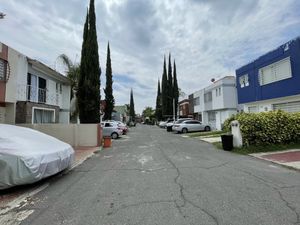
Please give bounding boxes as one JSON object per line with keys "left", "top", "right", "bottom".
{"left": 111, "top": 132, "right": 118, "bottom": 139}
{"left": 204, "top": 126, "right": 211, "bottom": 132}
{"left": 182, "top": 128, "right": 188, "bottom": 133}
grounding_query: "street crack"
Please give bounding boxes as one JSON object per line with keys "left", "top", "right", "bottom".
{"left": 240, "top": 169, "right": 300, "bottom": 225}
{"left": 106, "top": 200, "right": 175, "bottom": 216}
{"left": 152, "top": 135, "right": 219, "bottom": 225}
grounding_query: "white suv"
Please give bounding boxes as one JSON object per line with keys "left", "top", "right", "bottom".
{"left": 101, "top": 121, "right": 123, "bottom": 139}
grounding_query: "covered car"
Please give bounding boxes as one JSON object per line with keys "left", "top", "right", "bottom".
{"left": 0, "top": 124, "right": 75, "bottom": 190}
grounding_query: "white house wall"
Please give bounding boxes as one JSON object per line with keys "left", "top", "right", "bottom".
{"left": 7, "top": 48, "right": 28, "bottom": 103}
{"left": 193, "top": 89, "right": 204, "bottom": 113}
{"left": 47, "top": 79, "right": 57, "bottom": 106}
{"left": 215, "top": 110, "right": 236, "bottom": 130}
{"left": 244, "top": 94, "right": 300, "bottom": 113}
{"left": 59, "top": 85, "right": 70, "bottom": 124}
{"left": 61, "top": 85, "right": 70, "bottom": 110}
{"left": 222, "top": 85, "right": 237, "bottom": 109}
{"left": 191, "top": 76, "right": 238, "bottom": 130}
{"left": 212, "top": 86, "right": 224, "bottom": 109}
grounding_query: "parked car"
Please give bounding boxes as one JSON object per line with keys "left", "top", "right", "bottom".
{"left": 166, "top": 118, "right": 192, "bottom": 131}
{"left": 173, "top": 120, "right": 211, "bottom": 133}
{"left": 116, "top": 121, "right": 129, "bottom": 134}
{"left": 101, "top": 121, "right": 123, "bottom": 139}
{"left": 159, "top": 119, "right": 174, "bottom": 128}
{"left": 103, "top": 120, "right": 128, "bottom": 135}
{"left": 0, "top": 124, "right": 75, "bottom": 190}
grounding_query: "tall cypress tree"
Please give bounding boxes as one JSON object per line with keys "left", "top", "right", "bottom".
{"left": 173, "top": 60, "right": 179, "bottom": 118}
{"left": 161, "top": 56, "right": 168, "bottom": 118}
{"left": 77, "top": 9, "right": 89, "bottom": 123}
{"left": 78, "top": 0, "right": 101, "bottom": 123}
{"left": 103, "top": 42, "right": 114, "bottom": 120}
{"left": 167, "top": 53, "right": 173, "bottom": 116}
{"left": 155, "top": 79, "right": 162, "bottom": 121}
{"left": 129, "top": 89, "right": 135, "bottom": 122}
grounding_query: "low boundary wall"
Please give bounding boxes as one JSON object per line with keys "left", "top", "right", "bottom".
{"left": 18, "top": 124, "right": 102, "bottom": 147}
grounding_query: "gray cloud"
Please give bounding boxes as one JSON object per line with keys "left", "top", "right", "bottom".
{"left": 1, "top": 0, "right": 299, "bottom": 113}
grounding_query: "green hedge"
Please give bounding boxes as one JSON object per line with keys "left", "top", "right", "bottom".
{"left": 223, "top": 110, "right": 300, "bottom": 146}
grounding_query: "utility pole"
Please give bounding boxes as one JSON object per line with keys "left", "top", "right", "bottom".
{"left": 173, "top": 98, "right": 175, "bottom": 121}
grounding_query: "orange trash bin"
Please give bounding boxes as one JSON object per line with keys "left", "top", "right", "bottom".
{"left": 103, "top": 136, "right": 112, "bottom": 148}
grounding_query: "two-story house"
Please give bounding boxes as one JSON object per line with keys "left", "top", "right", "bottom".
{"left": 191, "top": 76, "right": 237, "bottom": 130}
{"left": 0, "top": 42, "right": 71, "bottom": 124}
{"left": 236, "top": 37, "right": 300, "bottom": 113}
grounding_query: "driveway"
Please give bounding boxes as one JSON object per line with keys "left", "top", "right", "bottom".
{"left": 11, "top": 125, "right": 300, "bottom": 224}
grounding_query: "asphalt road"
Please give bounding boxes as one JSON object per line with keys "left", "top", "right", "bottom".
{"left": 20, "top": 125, "right": 300, "bottom": 225}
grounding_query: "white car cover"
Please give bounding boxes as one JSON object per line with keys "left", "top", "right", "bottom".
{"left": 0, "top": 124, "right": 74, "bottom": 190}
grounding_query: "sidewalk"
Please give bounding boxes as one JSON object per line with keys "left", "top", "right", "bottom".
{"left": 251, "top": 149, "right": 300, "bottom": 170}
{"left": 198, "top": 136, "right": 221, "bottom": 143}
{"left": 71, "top": 146, "right": 101, "bottom": 169}
{"left": 0, "top": 146, "right": 101, "bottom": 214}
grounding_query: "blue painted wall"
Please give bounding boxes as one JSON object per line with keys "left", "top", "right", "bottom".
{"left": 236, "top": 37, "right": 300, "bottom": 104}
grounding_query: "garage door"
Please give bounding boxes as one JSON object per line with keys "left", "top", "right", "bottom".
{"left": 208, "top": 111, "right": 216, "bottom": 130}
{"left": 273, "top": 101, "right": 300, "bottom": 113}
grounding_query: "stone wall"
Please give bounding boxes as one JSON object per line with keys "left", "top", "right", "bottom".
{"left": 16, "top": 101, "right": 59, "bottom": 123}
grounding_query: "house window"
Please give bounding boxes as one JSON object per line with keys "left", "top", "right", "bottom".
{"left": 239, "top": 74, "right": 249, "bottom": 88}
{"left": 259, "top": 57, "right": 292, "bottom": 86}
{"left": 0, "top": 58, "right": 8, "bottom": 81}
{"left": 38, "top": 77, "right": 46, "bottom": 103}
{"left": 248, "top": 106, "right": 258, "bottom": 113}
{"left": 27, "top": 74, "right": 47, "bottom": 103}
{"left": 33, "top": 108, "right": 55, "bottom": 123}
{"left": 204, "top": 92, "right": 212, "bottom": 102}
{"left": 193, "top": 97, "right": 200, "bottom": 106}
{"left": 273, "top": 101, "right": 300, "bottom": 113}
{"left": 56, "top": 83, "right": 62, "bottom": 94}
{"left": 216, "top": 87, "right": 222, "bottom": 96}
{"left": 27, "top": 73, "right": 38, "bottom": 102}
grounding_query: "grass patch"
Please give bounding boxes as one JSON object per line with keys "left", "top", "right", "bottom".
{"left": 212, "top": 141, "right": 300, "bottom": 155}
{"left": 187, "top": 130, "right": 226, "bottom": 138}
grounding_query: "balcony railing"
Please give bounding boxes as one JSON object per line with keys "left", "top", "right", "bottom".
{"left": 25, "top": 85, "right": 64, "bottom": 106}
{"left": 26, "top": 85, "right": 47, "bottom": 103}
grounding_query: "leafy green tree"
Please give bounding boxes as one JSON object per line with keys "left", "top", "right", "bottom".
{"left": 78, "top": 0, "right": 101, "bottom": 123}
{"left": 173, "top": 60, "right": 179, "bottom": 118}
{"left": 161, "top": 56, "right": 168, "bottom": 118}
{"left": 129, "top": 89, "right": 135, "bottom": 122}
{"left": 58, "top": 54, "right": 79, "bottom": 100}
{"left": 142, "top": 106, "right": 155, "bottom": 124}
{"left": 58, "top": 54, "right": 80, "bottom": 122}
{"left": 103, "top": 42, "right": 115, "bottom": 120}
{"left": 155, "top": 79, "right": 162, "bottom": 121}
{"left": 167, "top": 53, "right": 173, "bottom": 116}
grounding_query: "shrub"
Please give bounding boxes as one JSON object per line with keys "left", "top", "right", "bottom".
{"left": 223, "top": 110, "right": 300, "bottom": 146}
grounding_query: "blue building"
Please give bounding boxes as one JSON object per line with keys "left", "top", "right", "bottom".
{"left": 236, "top": 37, "right": 300, "bottom": 113}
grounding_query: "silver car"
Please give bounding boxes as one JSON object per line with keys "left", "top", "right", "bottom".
{"left": 166, "top": 118, "right": 192, "bottom": 131}
{"left": 159, "top": 119, "right": 174, "bottom": 128}
{"left": 101, "top": 121, "right": 123, "bottom": 139}
{"left": 173, "top": 120, "right": 211, "bottom": 133}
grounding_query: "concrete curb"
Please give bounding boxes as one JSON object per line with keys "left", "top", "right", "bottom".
{"left": 69, "top": 146, "right": 103, "bottom": 170}
{"left": 250, "top": 149, "right": 300, "bottom": 171}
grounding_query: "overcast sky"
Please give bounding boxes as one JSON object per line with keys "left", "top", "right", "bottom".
{"left": 1, "top": 0, "right": 300, "bottom": 113}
